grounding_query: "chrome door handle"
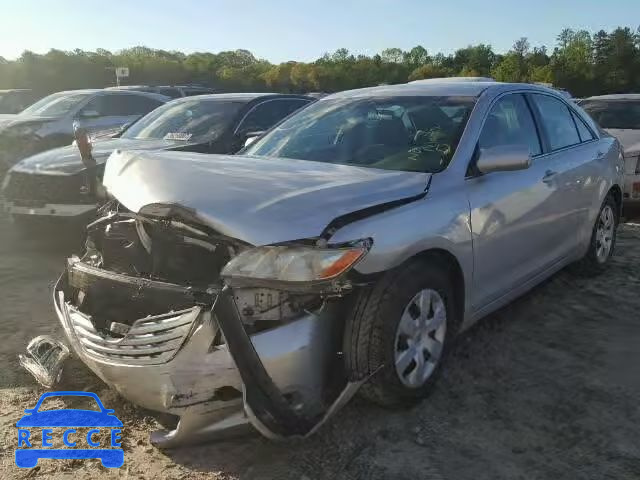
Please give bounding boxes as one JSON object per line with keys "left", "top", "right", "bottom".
{"left": 542, "top": 170, "right": 557, "bottom": 184}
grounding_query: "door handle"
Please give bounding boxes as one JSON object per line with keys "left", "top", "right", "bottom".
{"left": 542, "top": 170, "right": 557, "bottom": 184}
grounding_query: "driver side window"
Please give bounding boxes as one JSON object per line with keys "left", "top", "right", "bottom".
{"left": 479, "top": 94, "right": 542, "bottom": 156}
{"left": 80, "top": 96, "right": 108, "bottom": 116}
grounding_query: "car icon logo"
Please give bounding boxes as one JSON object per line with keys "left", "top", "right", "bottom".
{"left": 15, "top": 391, "right": 124, "bottom": 468}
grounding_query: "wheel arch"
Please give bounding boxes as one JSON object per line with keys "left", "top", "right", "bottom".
{"left": 406, "top": 248, "right": 466, "bottom": 330}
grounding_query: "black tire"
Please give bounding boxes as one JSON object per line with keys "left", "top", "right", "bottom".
{"left": 343, "top": 258, "right": 459, "bottom": 407}
{"left": 573, "top": 193, "right": 618, "bottom": 276}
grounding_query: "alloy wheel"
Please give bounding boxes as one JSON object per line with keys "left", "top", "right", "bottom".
{"left": 394, "top": 288, "right": 447, "bottom": 388}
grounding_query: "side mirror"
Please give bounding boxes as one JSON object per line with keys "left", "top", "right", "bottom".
{"left": 476, "top": 144, "right": 532, "bottom": 174}
{"left": 241, "top": 131, "right": 265, "bottom": 148}
{"left": 80, "top": 109, "right": 100, "bottom": 119}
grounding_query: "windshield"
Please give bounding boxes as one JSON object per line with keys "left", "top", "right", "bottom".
{"left": 581, "top": 100, "right": 640, "bottom": 130}
{"left": 122, "top": 99, "right": 244, "bottom": 142}
{"left": 245, "top": 95, "right": 476, "bottom": 173}
{"left": 20, "top": 92, "right": 90, "bottom": 117}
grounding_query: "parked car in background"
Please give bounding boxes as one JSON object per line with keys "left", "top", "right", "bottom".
{"left": 581, "top": 94, "right": 640, "bottom": 204}
{"left": 0, "top": 89, "right": 41, "bottom": 114}
{"left": 107, "top": 85, "right": 216, "bottom": 98}
{"left": 0, "top": 89, "right": 168, "bottom": 176}
{"left": 2, "top": 93, "right": 313, "bottom": 224}
{"left": 306, "top": 92, "right": 330, "bottom": 99}
{"left": 44, "top": 81, "right": 622, "bottom": 446}
{"left": 410, "top": 77, "right": 496, "bottom": 84}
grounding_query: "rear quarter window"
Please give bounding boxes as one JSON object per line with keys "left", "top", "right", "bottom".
{"left": 531, "top": 94, "right": 581, "bottom": 151}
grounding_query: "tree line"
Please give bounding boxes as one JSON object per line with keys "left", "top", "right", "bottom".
{"left": 0, "top": 26, "right": 638, "bottom": 98}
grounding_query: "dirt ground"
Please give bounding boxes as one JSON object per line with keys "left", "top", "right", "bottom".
{"left": 1, "top": 213, "right": 640, "bottom": 480}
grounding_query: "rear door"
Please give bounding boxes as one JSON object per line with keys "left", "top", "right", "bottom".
{"left": 529, "top": 93, "right": 600, "bottom": 246}
{"left": 466, "top": 93, "right": 574, "bottom": 310}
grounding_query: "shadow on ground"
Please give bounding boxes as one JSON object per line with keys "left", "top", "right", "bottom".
{"left": 2, "top": 217, "right": 640, "bottom": 479}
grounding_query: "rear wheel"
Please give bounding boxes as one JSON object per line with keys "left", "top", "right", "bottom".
{"left": 574, "top": 194, "right": 618, "bottom": 275}
{"left": 344, "top": 259, "right": 458, "bottom": 406}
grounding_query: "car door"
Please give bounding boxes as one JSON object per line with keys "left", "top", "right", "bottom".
{"left": 466, "top": 93, "right": 576, "bottom": 311}
{"left": 232, "top": 98, "right": 312, "bottom": 151}
{"left": 528, "top": 93, "right": 598, "bottom": 247}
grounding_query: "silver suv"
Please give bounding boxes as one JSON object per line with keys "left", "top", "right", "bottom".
{"left": 0, "top": 89, "right": 167, "bottom": 174}
{"left": 43, "top": 81, "right": 623, "bottom": 446}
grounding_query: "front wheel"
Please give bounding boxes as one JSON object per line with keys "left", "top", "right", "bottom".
{"left": 343, "top": 259, "right": 458, "bottom": 406}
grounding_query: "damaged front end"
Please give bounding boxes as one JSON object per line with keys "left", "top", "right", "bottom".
{"left": 49, "top": 202, "right": 366, "bottom": 446}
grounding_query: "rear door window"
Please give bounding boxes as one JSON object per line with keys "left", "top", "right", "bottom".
{"left": 237, "top": 99, "right": 309, "bottom": 133}
{"left": 531, "top": 94, "right": 581, "bottom": 151}
{"left": 124, "top": 94, "right": 165, "bottom": 115}
{"left": 93, "top": 94, "right": 163, "bottom": 116}
{"left": 571, "top": 111, "right": 595, "bottom": 142}
{"left": 157, "top": 87, "right": 182, "bottom": 99}
{"left": 479, "top": 94, "right": 542, "bottom": 156}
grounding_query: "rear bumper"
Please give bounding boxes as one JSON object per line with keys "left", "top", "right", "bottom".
{"left": 53, "top": 267, "right": 347, "bottom": 446}
{"left": 623, "top": 173, "right": 640, "bottom": 204}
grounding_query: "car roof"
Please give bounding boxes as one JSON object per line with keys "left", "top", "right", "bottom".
{"left": 409, "top": 76, "right": 496, "bottom": 84}
{"left": 0, "top": 89, "right": 32, "bottom": 93}
{"left": 96, "top": 89, "right": 170, "bottom": 102}
{"left": 166, "top": 92, "right": 313, "bottom": 103}
{"left": 105, "top": 85, "right": 151, "bottom": 90}
{"left": 324, "top": 81, "right": 556, "bottom": 99}
{"left": 583, "top": 94, "right": 640, "bottom": 101}
{"left": 42, "top": 88, "right": 167, "bottom": 98}
{"left": 41, "top": 88, "right": 103, "bottom": 96}
{"left": 174, "top": 85, "right": 215, "bottom": 89}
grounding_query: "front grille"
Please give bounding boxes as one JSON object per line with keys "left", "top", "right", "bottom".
{"left": 4, "top": 171, "right": 91, "bottom": 204}
{"left": 65, "top": 302, "right": 201, "bottom": 365}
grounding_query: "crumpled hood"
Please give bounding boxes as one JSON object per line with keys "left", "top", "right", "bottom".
{"left": 11, "top": 137, "right": 186, "bottom": 175}
{"left": 103, "top": 150, "right": 430, "bottom": 245}
{"left": 605, "top": 129, "right": 640, "bottom": 156}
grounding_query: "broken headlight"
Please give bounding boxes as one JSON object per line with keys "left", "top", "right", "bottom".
{"left": 221, "top": 244, "right": 368, "bottom": 290}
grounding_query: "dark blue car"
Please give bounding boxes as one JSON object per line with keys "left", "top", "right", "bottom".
{"left": 15, "top": 391, "right": 123, "bottom": 468}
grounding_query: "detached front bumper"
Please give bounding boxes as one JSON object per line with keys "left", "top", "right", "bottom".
{"left": 52, "top": 268, "right": 353, "bottom": 447}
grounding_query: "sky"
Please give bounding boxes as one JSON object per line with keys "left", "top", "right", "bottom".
{"left": 0, "top": 0, "right": 638, "bottom": 62}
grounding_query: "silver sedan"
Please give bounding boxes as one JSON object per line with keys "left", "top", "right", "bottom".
{"left": 39, "top": 80, "right": 623, "bottom": 446}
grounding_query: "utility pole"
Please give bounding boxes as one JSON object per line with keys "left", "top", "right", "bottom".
{"left": 104, "top": 66, "right": 129, "bottom": 87}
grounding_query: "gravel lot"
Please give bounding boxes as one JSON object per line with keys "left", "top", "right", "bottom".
{"left": 1, "top": 213, "right": 640, "bottom": 479}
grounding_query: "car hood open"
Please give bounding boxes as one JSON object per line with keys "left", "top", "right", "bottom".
{"left": 12, "top": 137, "right": 187, "bottom": 175}
{"left": 103, "top": 150, "right": 430, "bottom": 245}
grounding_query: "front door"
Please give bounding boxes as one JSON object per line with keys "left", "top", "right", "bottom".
{"left": 466, "top": 93, "right": 577, "bottom": 311}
